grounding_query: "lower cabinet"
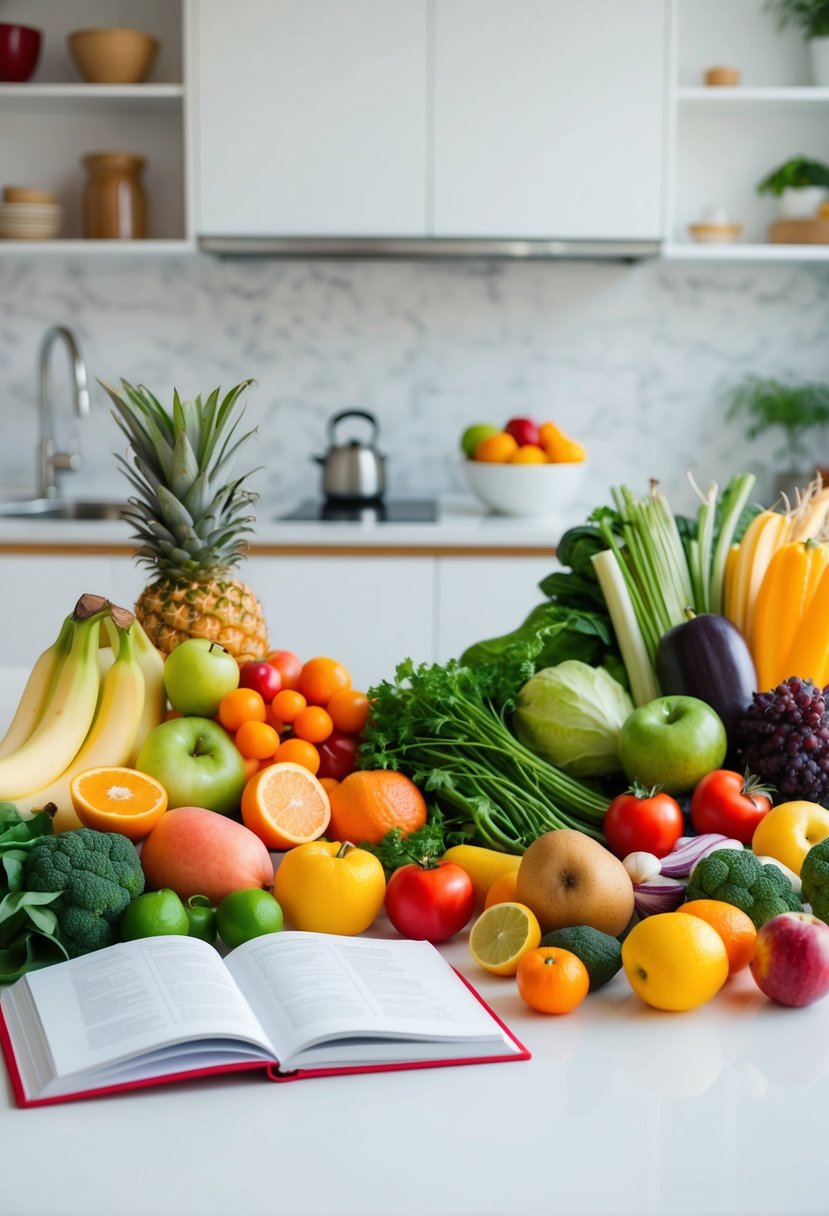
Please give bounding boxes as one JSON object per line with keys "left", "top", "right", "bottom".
{"left": 435, "top": 556, "right": 556, "bottom": 664}
{"left": 1, "top": 551, "right": 557, "bottom": 687}
{"left": 247, "top": 555, "right": 435, "bottom": 692}
{"left": 1, "top": 555, "right": 144, "bottom": 665}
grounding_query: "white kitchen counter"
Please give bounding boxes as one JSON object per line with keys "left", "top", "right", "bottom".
{"left": 0, "top": 496, "right": 562, "bottom": 554}
{"left": 0, "top": 670, "right": 827, "bottom": 1216}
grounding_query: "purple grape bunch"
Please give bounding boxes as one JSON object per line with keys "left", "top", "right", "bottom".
{"left": 735, "top": 677, "right": 829, "bottom": 805}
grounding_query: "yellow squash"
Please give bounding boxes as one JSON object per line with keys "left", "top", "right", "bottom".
{"left": 751, "top": 540, "right": 829, "bottom": 690}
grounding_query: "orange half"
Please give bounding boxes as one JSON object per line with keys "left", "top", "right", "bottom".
{"left": 69, "top": 766, "right": 168, "bottom": 840}
{"left": 241, "top": 761, "right": 331, "bottom": 850}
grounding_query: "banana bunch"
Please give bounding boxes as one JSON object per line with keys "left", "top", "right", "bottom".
{"left": 0, "top": 595, "right": 166, "bottom": 828}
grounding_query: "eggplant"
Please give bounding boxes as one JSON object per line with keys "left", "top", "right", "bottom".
{"left": 656, "top": 612, "right": 758, "bottom": 747}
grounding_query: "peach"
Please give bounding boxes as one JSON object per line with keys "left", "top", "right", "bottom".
{"left": 139, "top": 806, "right": 274, "bottom": 903}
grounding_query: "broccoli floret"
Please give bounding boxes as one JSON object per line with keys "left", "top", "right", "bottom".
{"left": 801, "top": 839, "right": 829, "bottom": 924}
{"left": 686, "top": 848, "right": 801, "bottom": 928}
{"left": 24, "top": 829, "right": 144, "bottom": 957}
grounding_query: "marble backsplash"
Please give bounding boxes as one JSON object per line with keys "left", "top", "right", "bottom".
{"left": 1, "top": 253, "right": 828, "bottom": 522}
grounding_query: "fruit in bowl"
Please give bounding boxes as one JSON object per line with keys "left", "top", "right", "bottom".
{"left": 459, "top": 415, "right": 588, "bottom": 517}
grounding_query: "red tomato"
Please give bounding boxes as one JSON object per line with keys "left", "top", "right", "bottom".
{"left": 690, "top": 769, "right": 773, "bottom": 844}
{"left": 316, "top": 730, "right": 359, "bottom": 781}
{"left": 384, "top": 862, "right": 475, "bottom": 944}
{"left": 603, "top": 787, "right": 684, "bottom": 859}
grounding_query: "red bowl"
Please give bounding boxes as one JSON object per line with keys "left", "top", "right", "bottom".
{"left": 0, "top": 24, "right": 42, "bottom": 83}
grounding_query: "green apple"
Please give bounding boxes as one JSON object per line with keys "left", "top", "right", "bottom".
{"left": 136, "top": 716, "right": 247, "bottom": 816}
{"left": 163, "top": 638, "right": 240, "bottom": 717}
{"left": 617, "top": 695, "right": 727, "bottom": 796}
{"left": 460, "top": 423, "right": 499, "bottom": 458}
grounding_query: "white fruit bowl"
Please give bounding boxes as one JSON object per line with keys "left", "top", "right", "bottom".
{"left": 461, "top": 458, "right": 588, "bottom": 518}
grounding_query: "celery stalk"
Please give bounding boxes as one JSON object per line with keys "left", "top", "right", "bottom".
{"left": 591, "top": 549, "right": 661, "bottom": 706}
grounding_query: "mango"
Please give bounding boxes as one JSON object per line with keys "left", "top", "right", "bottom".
{"left": 140, "top": 806, "right": 274, "bottom": 903}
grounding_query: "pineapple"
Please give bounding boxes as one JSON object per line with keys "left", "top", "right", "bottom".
{"left": 102, "top": 378, "right": 270, "bottom": 662}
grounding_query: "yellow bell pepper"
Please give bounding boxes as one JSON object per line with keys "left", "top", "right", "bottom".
{"left": 751, "top": 540, "right": 829, "bottom": 690}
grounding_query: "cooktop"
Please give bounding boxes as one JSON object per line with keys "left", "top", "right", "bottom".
{"left": 278, "top": 498, "right": 438, "bottom": 523}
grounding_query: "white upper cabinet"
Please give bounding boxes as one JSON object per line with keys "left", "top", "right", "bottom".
{"left": 195, "top": 0, "right": 428, "bottom": 237}
{"left": 432, "top": 0, "right": 667, "bottom": 240}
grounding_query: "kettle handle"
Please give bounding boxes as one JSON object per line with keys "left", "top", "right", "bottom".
{"left": 327, "top": 409, "right": 380, "bottom": 445}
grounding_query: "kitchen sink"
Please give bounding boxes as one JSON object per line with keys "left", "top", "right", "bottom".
{"left": 0, "top": 498, "right": 130, "bottom": 521}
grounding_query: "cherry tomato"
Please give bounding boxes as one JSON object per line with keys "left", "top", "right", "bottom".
{"left": 316, "top": 730, "right": 359, "bottom": 781}
{"left": 690, "top": 769, "right": 773, "bottom": 844}
{"left": 603, "top": 786, "right": 684, "bottom": 859}
{"left": 384, "top": 861, "right": 475, "bottom": 944}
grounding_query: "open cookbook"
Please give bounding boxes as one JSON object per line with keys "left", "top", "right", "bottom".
{"left": 0, "top": 931, "right": 529, "bottom": 1106}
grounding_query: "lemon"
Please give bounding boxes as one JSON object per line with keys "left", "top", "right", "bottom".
{"left": 216, "top": 888, "right": 284, "bottom": 948}
{"left": 468, "top": 901, "right": 541, "bottom": 976}
{"left": 120, "top": 889, "right": 189, "bottom": 941}
{"left": 621, "top": 912, "right": 729, "bottom": 1011}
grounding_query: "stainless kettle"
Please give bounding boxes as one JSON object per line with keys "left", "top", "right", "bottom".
{"left": 314, "top": 410, "right": 386, "bottom": 502}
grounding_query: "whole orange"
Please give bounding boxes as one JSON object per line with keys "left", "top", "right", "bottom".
{"left": 474, "top": 432, "right": 518, "bottom": 463}
{"left": 297, "top": 656, "right": 351, "bottom": 706}
{"left": 681, "top": 899, "right": 757, "bottom": 976}
{"left": 516, "top": 947, "right": 590, "bottom": 1014}
{"left": 327, "top": 770, "right": 427, "bottom": 845}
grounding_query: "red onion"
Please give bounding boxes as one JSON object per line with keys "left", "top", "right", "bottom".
{"left": 632, "top": 877, "right": 686, "bottom": 918}
{"left": 659, "top": 834, "right": 736, "bottom": 878}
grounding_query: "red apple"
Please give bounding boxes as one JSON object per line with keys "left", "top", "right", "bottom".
{"left": 504, "top": 416, "right": 541, "bottom": 447}
{"left": 750, "top": 912, "right": 829, "bottom": 1008}
{"left": 266, "top": 649, "right": 302, "bottom": 690}
{"left": 239, "top": 660, "right": 282, "bottom": 701}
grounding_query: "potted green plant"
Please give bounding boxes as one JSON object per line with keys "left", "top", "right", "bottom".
{"left": 727, "top": 375, "right": 829, "bottom": 499}
{"left": 756, "top": 156, "right": 829, "bottom": 217}
{"left": 766, "top": 0, "right": 829, "bottom": 84}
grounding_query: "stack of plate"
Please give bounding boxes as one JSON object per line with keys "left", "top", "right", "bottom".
{"left": 0, "top": 187, "right": 62, "bottom": 240}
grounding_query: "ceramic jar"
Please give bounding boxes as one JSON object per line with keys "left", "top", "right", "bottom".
{"left": 82, "top": 152, "right": 146, "bottom": 239}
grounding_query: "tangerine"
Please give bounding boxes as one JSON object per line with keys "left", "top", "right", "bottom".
{"left": 473, "top": 432, "right": 518, "bottom": 463}
{"left": 235, "top": 719, "right": 280, "bottom": 761}
{"left": 218, "top": 687, "right": 266, "bottom": 731}
{"left": 297, "top": 657, "right": 351, "bottom": 706}
{"left": 484, "top": 869, "right": 519, "bottom": 908}
{"left": 273, "top": 737, "right": 321, "bottom": 774}
{"left": 271, "top": 689, "right": 307, "bottom": 724}
{"left": 292, "top": 705, "right": 334, "bottom": 744}
{"left": 516, "top": 947, "right": 590, "bottom": 1014}
{"left": 327, "top": 770, "right": 427, "bottom": 845}
{"left": 327, "top": 688, "right": 370, "bottom": 735}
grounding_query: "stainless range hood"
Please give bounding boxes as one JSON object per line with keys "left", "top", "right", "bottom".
{"left": 198, "top": 235, "right": 661, "bottom": 261}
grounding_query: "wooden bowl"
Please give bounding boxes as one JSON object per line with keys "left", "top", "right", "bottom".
{"left": 704, "top": 65, "right": 741, "bottom": 87}
{"left": 67, "top": 28, "right": 159, "bottom": 84}
{"left": 688, "top": 222, "right": 743, "bottom": 245}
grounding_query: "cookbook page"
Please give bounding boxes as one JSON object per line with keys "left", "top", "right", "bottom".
{"left": 14, "top": 935, "right": 277, "bottom": 1084}
{"left": 226, "top": 932, "right": 511, "bottom": 1069}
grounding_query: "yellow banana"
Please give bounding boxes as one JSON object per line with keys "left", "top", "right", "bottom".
{"left": 0, "top": 614, "right": 75, "bottom": 759}
{"left": 128, "top": 620, "right": 167, "bottom": 764}
{"left": 0, "top": 612, "right": 105, "bottom": 802}
{"left": 20, "top": 623, "right": 146, "bottom": 828}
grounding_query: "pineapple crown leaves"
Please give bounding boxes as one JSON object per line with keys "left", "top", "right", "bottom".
{"left": 100, "top": 378, "right": 261, "bottom": 577}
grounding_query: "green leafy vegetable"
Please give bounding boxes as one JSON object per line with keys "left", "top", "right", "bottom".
{"left": 0, "top": 805, "right": 69, "bottom": 983}
{"left": 512, "top": 660, "right": 633, "bottom": 777}
{"left": 361, "top": 657, "right": 610, "bottom": 854}
{"left": 364, "top": 813, "right": 448, "bottom": 876}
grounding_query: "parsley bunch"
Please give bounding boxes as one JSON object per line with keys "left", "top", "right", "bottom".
{"left": 361, "top": 658, "right": 610, "bottom": 854}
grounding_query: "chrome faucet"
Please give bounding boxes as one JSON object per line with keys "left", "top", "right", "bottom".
{"left": 38, "top": 326, "right": 90, "bottom": 499}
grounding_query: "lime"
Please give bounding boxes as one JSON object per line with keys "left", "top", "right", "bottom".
{"left": 460, "top": 423, "right": 499, "bottom": 458}
{"left": 216, "top": 888, "right": 284, "bottom": 948}
{"left": 120, "top": 889, "right": 190, "bottom": 941}
{"left": 468, "top": 901, "right": 541, "bottom": 975}
{"left": 185, "top": 894, "right": 217, "bottom": 945}
{"left": 539, "top": 925, "right": 623, "bottom": 991}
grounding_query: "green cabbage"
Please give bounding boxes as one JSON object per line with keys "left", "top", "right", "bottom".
{"left": 512, "top": 660, "right": 633, "bottom": 777}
